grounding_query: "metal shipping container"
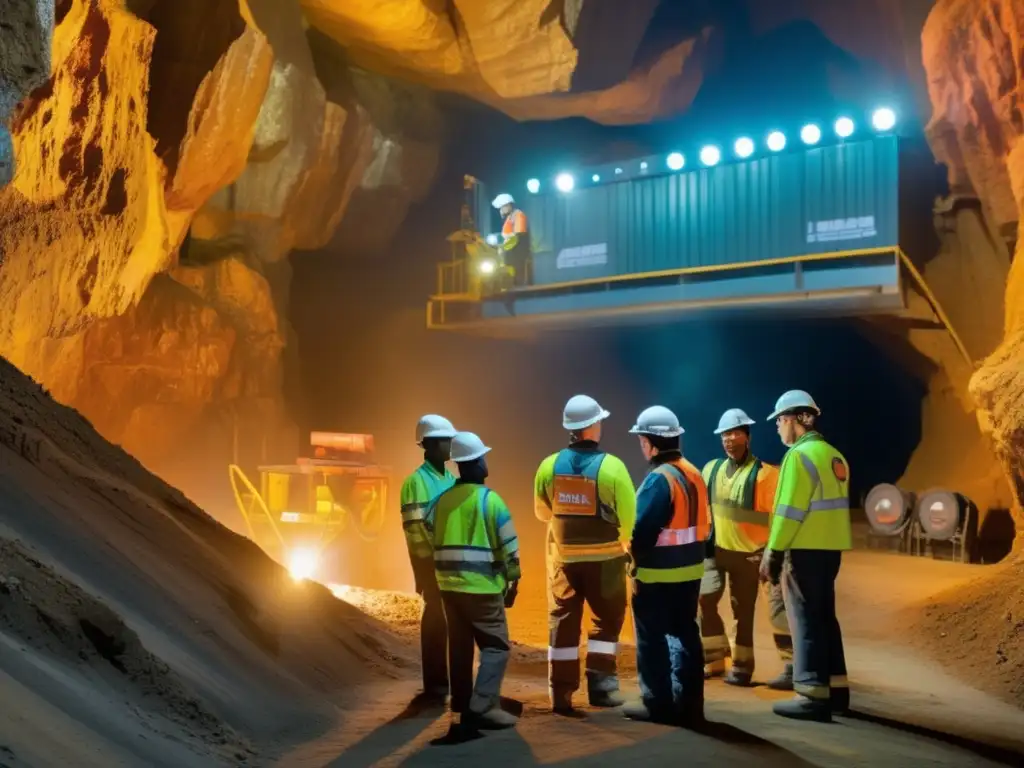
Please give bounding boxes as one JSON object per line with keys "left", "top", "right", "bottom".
{"left": 520, "top": 136, "right": 900, "bottom": 286}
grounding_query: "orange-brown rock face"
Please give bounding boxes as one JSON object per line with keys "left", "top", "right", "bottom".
{"left": 922, "top": 0, "right": 1024, "bottom": 537}
{"left": 0, "top": 0, "right": 441, "bottom": 469}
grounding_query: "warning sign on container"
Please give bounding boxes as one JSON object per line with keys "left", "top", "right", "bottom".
{"left": 806, "top": 216, "right": 877, "bottom": 244}
{"left": 556, "top": 243, "right": 609, "bottom": 269}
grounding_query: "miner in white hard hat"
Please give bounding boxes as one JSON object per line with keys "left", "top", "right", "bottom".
{"left": 622, "top": 406, "right": 711, "bottom": 726}
{"left": 533, "top": 395, "right": 636, "bottom": 714}
{"left": 400, "top": 414, "right": 457, "bottom": 704}
{"left": 759, "top": 390, "right": 852, "bottom": 723}
{"left": 700, "top": 408, "right": 793, "bottom": 690}
{"left": 424, "top": 432, "right": 520, "bottom": 733}
{"left": 491, "top": 192, "right": 531, "bottom": 286}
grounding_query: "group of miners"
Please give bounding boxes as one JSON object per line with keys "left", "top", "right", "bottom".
{"left": 400, "top": 390, "right": 852, "bottom": 737}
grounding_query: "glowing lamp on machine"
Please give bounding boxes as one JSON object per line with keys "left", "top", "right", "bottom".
{"left": 485, "top": 233, "right": 499, "bottom": 246}
{"left": 526, "top": 178, "right": 540, "bottom": 194}
{"left": 766, "top": 131, "right": 786, "bottom": 152}
{"left": 699, "top": 145, "right": 721, "bottom": 167}
{"left": 872, "top": 107, "right": 896, "bottom": 132}
{"left": 639, "top": 161, "right": 648, "bottom": 171}
{"left": 835, "top": 117, "right": 855, "bottom": 138}
{"left": 555, "top": 172, "right": 575, "bottom": 193}
{"left": 592, "top": 174, "right": 600, "bottom": 183}
{"left": 479, "top": 258, "right": 496, "bottom": 275}
{"left": 800, "top": 124, "right": 822, "bottom": 145}
{"left": 287, "top": 547, "right": 320, "bottom": 582}
{"left": 734, "top": 137, "right": 755, "bottom": 159}
{"left": 666, "top": 152, "right": 685, "bottom": 171}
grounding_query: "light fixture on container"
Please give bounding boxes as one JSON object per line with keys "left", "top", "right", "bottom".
{"left": 555, "top": 172, "right": 575, "bottom": 193}
{"left": 526, "top": 178, "right": 540, "bottom": 194}
{"left": 766, "top": 131, "right": 786, "bottom": 152}
{"left": 734, "top": 137, "right": 755, "bottom": 159}
{"left": 871, "top": 107, "right": 896, "bottom": 132}
{"left": 666, "top": 152, "right": 685, "bottom": 171}
{"left": 800, "top": 124, "right": 822, "bottom": 145}
{"left": 592, "top": 174, "right": 600, "bottom": 182}
{"left": 699, "top": 145, "right": 721, "bottom": 167}
{"left": 835, "top": 117, "right": 855, "bottom": 138}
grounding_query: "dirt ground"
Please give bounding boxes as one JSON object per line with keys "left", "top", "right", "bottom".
{"left": 313, "top": 551, "right": 1024, "bottom": 768}
{"left": 0, "top": 353, "right": 1020, "bottom": 767}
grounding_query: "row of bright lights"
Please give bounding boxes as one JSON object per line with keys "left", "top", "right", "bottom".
{"left": 527, "top": 107, "right": 897, "bottom": 195}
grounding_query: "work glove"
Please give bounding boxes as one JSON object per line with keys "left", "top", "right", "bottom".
{"left": 503, "top": 580, "right": 519, "bottom": 608}
{"left": 699, "top": 558, "right": 722, "bottom": 596}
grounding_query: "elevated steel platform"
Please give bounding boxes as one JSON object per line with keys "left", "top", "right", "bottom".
{"left": 429, "top": 247, "right": 901, "bottom": 332}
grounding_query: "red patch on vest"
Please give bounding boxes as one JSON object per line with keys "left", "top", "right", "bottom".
{"left": 831, "top": 457, "right": 848, "bottom": 482}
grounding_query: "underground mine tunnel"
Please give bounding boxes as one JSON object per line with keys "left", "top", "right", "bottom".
{"left": 0, "top": 0, "right": 1022, "bottom": 765}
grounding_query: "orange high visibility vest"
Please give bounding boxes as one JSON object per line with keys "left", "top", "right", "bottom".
{"left": 634, "top": 458, "right": 711, "bottom": 583}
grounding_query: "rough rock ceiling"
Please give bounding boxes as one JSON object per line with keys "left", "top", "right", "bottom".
{"left": 299, "top": 0, "right": 933, "bottom": 124}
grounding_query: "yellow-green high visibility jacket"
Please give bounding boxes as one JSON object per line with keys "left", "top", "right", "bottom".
{"left": 702, "top": 456, "right": 779, "bottom": 553}
{"left": 400, "top": 462, "right": 455, "bottom": 561}
{"left": 425, "top": 482, "right": 521, "bottom": 594}
{"left": 768, "top": 432, "right": 852, "bottom": 552}
{"left": 533, "top": 441, "right": 636, "bottom": 563}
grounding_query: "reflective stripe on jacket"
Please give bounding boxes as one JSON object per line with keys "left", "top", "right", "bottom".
{"left": 702, "top": 457, "right": 779, "bottom": 553}
{"left": 631, "top": 455, "right": 712, "bottom": 584}
{"left": 534, "top": 444, "right": 636, "bottom": 562}
{"left": 425, "top": 483, "right": 521, "bottom": 594}
{"left": 768, "top": 432, "right": 852, "bottom": 551}
{"left": 400, "top": 462, "right": 455, "bottom": 561}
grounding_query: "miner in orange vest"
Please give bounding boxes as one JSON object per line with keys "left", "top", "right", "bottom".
{"left": 491, "top": 193, "right": 531, "bottom": 286}
{"left": 623, "top": 405, "right": 712, "bottom": 726}
{"left": 700, "top": 408, "right": 793, "bottom": 689}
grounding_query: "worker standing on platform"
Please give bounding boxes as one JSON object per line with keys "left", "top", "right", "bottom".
{"left": 534, "top": 395, "right": 636, "bottom": 714}
{"left": 624, "top": 406, "right": 711, "bottom": 725}
{"left": 700, "top": 408, "right": 794, "bottom": 688}
{"left": 425, "top": 432, "right": 520, "bottom": 731}
{"left": 491, "top": 193, "right": 531, "bottom": 286}
{"left": 759, "top": 390, "right": 852, "bottom": 723}
{"left": 400, "top": 415, "right": 458, "bottom": 703}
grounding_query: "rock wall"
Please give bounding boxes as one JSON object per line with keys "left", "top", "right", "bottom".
{"left": 0, "top": 0, "right": 442, "bottom": 469}
{"left": 922, "top": 0, "right": 1024, "bottom": 539}
{"left": 0, "top": 0, "right": 53, "bottom": 188}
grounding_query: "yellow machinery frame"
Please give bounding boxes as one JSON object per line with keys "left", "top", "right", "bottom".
{"left": 228, "top": 457, "right": 390, "bottom": 577}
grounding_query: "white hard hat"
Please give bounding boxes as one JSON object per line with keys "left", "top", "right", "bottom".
{"left": 563, "top": 395, "right": 610, "bottom": 430}
{"left": 767, "top": 390, "right": 821, "bottom": 421}
{"left": 416, "top": 414, "right": 456, "bottom": 443}
{"left": 450, "top": 431, "right": 491, "bottom": 462}
{"left": 491, "top": 193, "right": 514, "bottom": 209}
{"left": 714, "top": 408, "right": 755, "bottom": 435}
{"left": 629, "top": 405, "right": 684, "bottom": 437}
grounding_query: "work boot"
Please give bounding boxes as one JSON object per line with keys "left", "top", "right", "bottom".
{"left": 588, "top": 689, "right": 625, "bottom": 708}
{"left": 674, "top": 698, "right": 706, "bottom": 729}
{"left": 704, "top": 660, "right": 726, "bottom": 679}
{"left": 766, "top": 664, "right": 794, "bottom": 691}
{"left": 550, "top": 689, "right": 575, "bottom": 716}
{"left": 464, "top": 705, "right": 518, "bottom": 730}
{"left": 622, "top": 699, "right": 675, "bottom": 725}
{"left": 831, "top": 688, "right": 850, "bottom": 715}
{"left": 772, "top": 695, "right": 832, "bottom": 723}
{"left": 723, "top": 669, "right": 753, "bottom": 687}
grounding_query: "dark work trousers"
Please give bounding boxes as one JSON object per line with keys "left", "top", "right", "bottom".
{"left": 548, "top": 557, "right": 627, "bottom": 705}
{"left": 505, "top": 244, "right": 532, "bottom": 286}
{"left": 700, "top": 548, "right": 794, "bottom": 675}
{"left": 699, "top": 547, "right": 760, "bottom": 675}
{"left": 441, "top": 591, "right": 511, "bottom": 715}
{"left": 633, "top": 579, "right": 704, "bottom": 717}
{"left": 785, "top": 549, "right": 848, "bottom": 704}
{"left": 412, "top": 557, "right": 448, "bottom": 695}
{"left": 765, "top": 580, "right": 794, "bottom": 662}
